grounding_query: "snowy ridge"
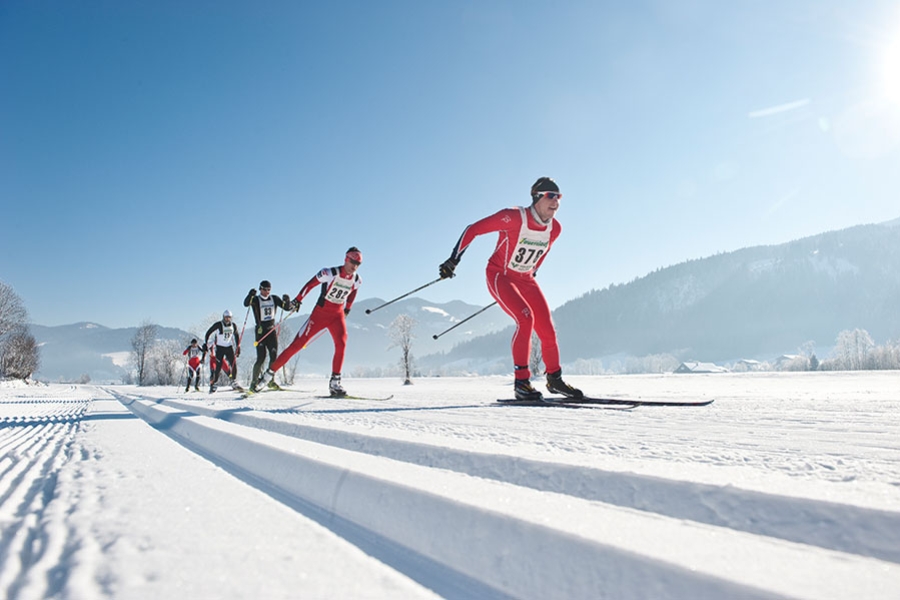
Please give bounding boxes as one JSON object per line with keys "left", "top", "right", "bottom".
{"left": 111, "top": 375, "right": 898, "bottom": 599}
{"left": 1, "top": 375, "right": 898, "bottom": 599}
{"left": 132, "top": 394, "right": 900, "bottom": 564}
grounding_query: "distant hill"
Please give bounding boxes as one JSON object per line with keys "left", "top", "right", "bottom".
{"left": 31, "top": 322, "right": 193, "bottom": 383}
{"left": 30, "top": 220, "right": 900, "bottom": 381}
{"left": 425, "top": 220, "right": 900, "bottom": 369}
{"left": 29, "top": 298, "right": 508, "bottom": 382}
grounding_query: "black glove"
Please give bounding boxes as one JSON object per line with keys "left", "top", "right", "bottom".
{"left": 249, "top": 288, "right": 257, "bottom": 296}
{"left": 440, "top": 257, "right": 459, "bottom": 279}
{"left": 344, "top": 307, "right": 351, "bottom": 316}
{"left": 290, "top": 299, "right": 301, "bottom": 312}
{"left": 282, "top": 294, "right": 291, "bottom": 306}
{"left": 201, "top": 343, "right": 208, "bottom": 353}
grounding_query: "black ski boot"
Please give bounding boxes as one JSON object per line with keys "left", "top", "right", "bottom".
{"left": 514, "top": 378, "right": 543, "bottom": 401}
{"left": 546, "top": 370, "right": 583, "bottom": 399}
{"left": 329, "top": 373, "right": 347, "bottom": 398}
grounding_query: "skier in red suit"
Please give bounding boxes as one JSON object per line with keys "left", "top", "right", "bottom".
{"left": 439, "top": 177, "right": 583, "bottom": 402}
{"left": 256, "top": 247, "right": 363, "bottom": 397}
{"left": 182, "top": 338, "right": 205, "bottom": 392}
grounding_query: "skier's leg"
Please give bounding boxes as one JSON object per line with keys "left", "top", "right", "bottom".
{"left": 487, "top": 271, "right": 534, "bottom": 379}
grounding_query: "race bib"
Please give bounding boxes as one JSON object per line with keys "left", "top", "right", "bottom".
{"left": 325, "top": 277, "right": 354, "bottom": 304}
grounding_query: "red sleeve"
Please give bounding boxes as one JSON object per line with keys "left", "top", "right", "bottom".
{"left": 295, "top": 274, "right": 321, "bottom": 303}
{"left": 345, "top": 287, "right": 358, "bottom": 311}
{"left": 450, "top": 208, "right": 520, "bottom": 262}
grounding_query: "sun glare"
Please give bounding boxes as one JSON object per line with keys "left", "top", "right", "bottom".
{"left": 878, "top": 12, "right": 900, "bottom": 105}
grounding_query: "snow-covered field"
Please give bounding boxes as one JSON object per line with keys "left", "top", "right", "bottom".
{"left": 1, "top": 372, "right": 898, "bottom": 599}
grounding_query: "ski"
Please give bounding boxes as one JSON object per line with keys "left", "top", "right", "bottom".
{"left": 545, "top": 396, "right": 715, "bottom": 407}
{"left": 496, "top": 399, "right": 637, "bottom": 410}
{"left": 315, "top": 394, "right": 394, "bottom": 402}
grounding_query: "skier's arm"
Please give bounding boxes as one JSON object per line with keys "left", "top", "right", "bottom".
{"left": 344, "top": 285, "right": 359, "bottom": 315}
{"left": 441, "top": 208, "right": 514, "bottom": 278}
{"left": 294, "top": 274, "right": 321, "bottom": 306}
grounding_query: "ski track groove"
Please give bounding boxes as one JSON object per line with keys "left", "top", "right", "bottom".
{"left": 104, "top": 387, "right": 900, "bottom": 599}
{"left": 0, "top": 417, "right": 76, "bottom": 600}
{"left": 2, "top": 381, "right": 898, "bottom": 600}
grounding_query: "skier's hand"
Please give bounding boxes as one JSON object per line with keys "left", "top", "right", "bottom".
{"left": 440, "top": 257, "right": 459, "bottom": 279}
{"left": 236, "top": 348, "right": 241, "bottom": 358}
{"left": 344, "top": 307, "right": 351, "bottom": 316}
{"left": 249, "top": 288, "right": 257, "bottom": 297}
{"left": 201, "top": 343, "right": 208, "bottom": 353}
{"left": 257, "top": 325, "right": 263, "bottom": 335}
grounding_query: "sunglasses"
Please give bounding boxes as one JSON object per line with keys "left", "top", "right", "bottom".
{"left": 260, "top": 288, "right": 271, "bottom": 292}
{"left": 348, "top": 259, "right": 361, "bottom": 266}
{"left": 535, "top": 191, "right": 562, "bottom": 200}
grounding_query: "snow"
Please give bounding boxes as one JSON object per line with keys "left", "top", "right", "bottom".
{"left": 1, "top": 372, "right": 899, "bottom": 599}
{"left": 420, "top": 306, "right": 454, "bottom": 320}
{"left": 101, "top": 351, "right": 131, "bottom": 368}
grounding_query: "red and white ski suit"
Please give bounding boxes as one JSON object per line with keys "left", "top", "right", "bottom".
{"left": 270, "top": 266, "right": 361, "bottom": 375}
{"left": 449, "top": 206, "right": 562, "bottom": 380}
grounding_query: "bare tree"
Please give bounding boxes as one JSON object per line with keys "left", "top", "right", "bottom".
{"left": 131, "top": 320, "right": 158, "bottom": 385}
{"left": 0, "top": 282, "right": 37, "bottom": 380}
{"left": 0, "top": 328, "right": 40, "bottom": 379}
{"left": 833, "top": 328, "right": 874, "bottom": 370}
{"left": 0, "top": 281, "right": 28, "bottom": 340}
{"left": 149, "top": 339, "right": 182, "bottom": 385}
{"left": 388, "top": 314, "right": 416, "bottom": 385}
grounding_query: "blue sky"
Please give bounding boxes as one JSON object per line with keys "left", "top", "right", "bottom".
{"left": 2, "top": 0, "right": 899, "bottom": 332}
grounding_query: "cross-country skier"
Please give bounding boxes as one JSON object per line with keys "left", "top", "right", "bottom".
{"left": 182, "top": 338, "right": 205, "bottom": 392}
{"left": 256, "top": 247, "right": 363, "bottom": 397}
{"left": 204, "top": 310, "right": 242, "bottom": 393}
{"left": 438, "top": 176, "right": 583, "bottom": 402}
{"left": 243, "top": 280, "right": 291, "bottom": 391}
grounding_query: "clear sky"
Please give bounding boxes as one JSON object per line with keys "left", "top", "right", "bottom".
{"left": 2, "top": 0, "right": 899, "bottom": 332}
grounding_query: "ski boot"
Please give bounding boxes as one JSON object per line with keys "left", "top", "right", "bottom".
{"left": 546, "top": 370, "right": 583, "bottom": 400}
{"left": 185, "top": 386, "right": 190, "bottom": 393}
{"left": 209, "top": 384, "right": 217, "bottom": 394}
{"left": 230, "top": 380, "right": 244, "bottom": 392}
{"left": 253, "top": 369, "right": 274, "bottom": 393}
{"left": 194, "top": 385, "right": 200, "bottom": 392}
{"left": 514, "top": 378, "right": 543, "bottom": 401}
{"left": 267, "top": 380, "right": 282, "bottom": 391}
{"left": 329, "top": 373, "right": 347, "bottom": 398}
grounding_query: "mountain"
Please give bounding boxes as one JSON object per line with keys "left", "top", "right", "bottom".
{"left": 29, "top": 219, "right": 900, "bottom": 381}
{"left": 428, "top": 220, "right": 900, "bottom": 368}
{"left": 28, "top": 299, "right": 508, "bottom": 382}
{"left": 30, "top": 322, "right": 193, "bottom": 383}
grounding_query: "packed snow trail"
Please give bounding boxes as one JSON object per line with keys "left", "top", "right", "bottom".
{"left": 1, "top": 373, "right": 899, "bottom": 599}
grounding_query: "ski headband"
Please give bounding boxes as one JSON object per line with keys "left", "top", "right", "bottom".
{"left": 346, "top": 250, "right": 362, "bottom": 263}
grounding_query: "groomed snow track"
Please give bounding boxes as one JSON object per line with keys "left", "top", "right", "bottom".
{"left": 111, "top": 390, "right": 900, "bottom": 600}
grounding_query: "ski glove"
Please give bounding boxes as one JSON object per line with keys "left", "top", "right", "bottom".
{"left": 440, "top": 257, "right": 459, "bottom": 279}
{"left": 344, "top": 307, "right": 351, "bottom": 316}
{"left": 249, "top": 288, "right": 257, "bottom": 297}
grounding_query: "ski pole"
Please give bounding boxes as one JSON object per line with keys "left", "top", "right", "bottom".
{"left": 366, "top": 277, "right": 444, "bottom": 314}
{"left": 239, "top": 305, "right": 251, "bottom": 345}
{"left": 432, "top": 301, "right": 498, "bottom": 340}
